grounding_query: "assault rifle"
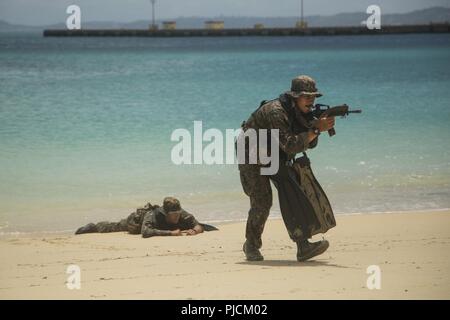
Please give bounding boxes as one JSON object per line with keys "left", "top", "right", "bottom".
{"left": 312, "top": 104, "right": 362, "bottom": 137}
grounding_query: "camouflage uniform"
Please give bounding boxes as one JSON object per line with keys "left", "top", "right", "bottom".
{"left": 239, "top": 76, "right": 322, "bottom": 249}
{"left": 84, "top": 202, "right": 158, "bottom": 234}
{"left": 141, "top": 207, "right": 199, "bottom": 238}
{"left": 75, "top": 197, "right": 208, "bottom": 237}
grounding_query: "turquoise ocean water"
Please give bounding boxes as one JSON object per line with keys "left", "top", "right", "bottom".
{"left": 0, "top": 32, "right": 449, "bottom": 234}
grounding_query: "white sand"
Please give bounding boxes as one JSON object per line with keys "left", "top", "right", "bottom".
{"left": 0, "top": 211, "right": 449, "bottom": 299}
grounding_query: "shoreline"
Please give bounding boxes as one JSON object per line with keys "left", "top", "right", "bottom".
{"left": 1, "top": 207, "right": 449, "bottom": 239}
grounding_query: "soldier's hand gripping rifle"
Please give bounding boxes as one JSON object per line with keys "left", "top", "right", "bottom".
{"left": 312, "top": 104, "right": 362, "bottom": 137}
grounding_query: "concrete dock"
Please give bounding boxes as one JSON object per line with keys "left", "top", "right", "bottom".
{"left": 43, "top": 24, "right": 450, "bottom": 37}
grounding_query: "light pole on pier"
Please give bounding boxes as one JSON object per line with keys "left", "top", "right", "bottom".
{"left": 296, "top": 0, "right": 308, "bottom": 29}
{"left": 150, "top": 0, "right": 158, "bottom": 30}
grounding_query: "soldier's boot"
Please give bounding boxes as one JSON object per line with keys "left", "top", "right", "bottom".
{"left": 243, "top": 241, "right": 264, "bottom": 261}
{"left": 296, "top": 239, "right": 329, "bottom": 262}
{"left": 75, "top": 223, "right": 98, "bottom": 235}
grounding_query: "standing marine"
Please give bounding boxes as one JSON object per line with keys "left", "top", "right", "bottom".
{"left": 238, "top": 75, "right": 336, "bottom": 261}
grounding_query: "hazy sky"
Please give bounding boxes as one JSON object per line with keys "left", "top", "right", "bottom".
{"left": 1, "top": 0, "right": 449, "bottom": 25}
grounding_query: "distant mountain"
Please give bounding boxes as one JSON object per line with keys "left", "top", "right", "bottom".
{"left": 1, "top": 6, "right": 449, "bottom": 32}
{"left": 0, "top": 20, "right": 39, "bottom": 32}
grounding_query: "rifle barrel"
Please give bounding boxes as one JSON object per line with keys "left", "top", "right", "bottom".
{"left": 348, "top": 109, "right": 362, "bottom": 113}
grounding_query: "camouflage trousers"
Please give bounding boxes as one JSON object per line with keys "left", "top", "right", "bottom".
{"left": 239, "top": 163, "right": 309, "bottom": 249}
{"left": 239, "top": 164, "right": 273, "bottom": 249}
{"left": 91, "top": 209, "right": 146, "bottom": 235}
{"left": 95, "top": 219, "right": 129, "bottom": 233}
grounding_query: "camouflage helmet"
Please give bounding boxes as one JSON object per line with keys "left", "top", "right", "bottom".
{"left": 287, "top": 75, "right": 322, "bottom": 98}
{"left": 162, "top": 197, "right": 183, "bottom": 215}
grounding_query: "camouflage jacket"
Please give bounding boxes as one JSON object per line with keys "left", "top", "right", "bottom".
{"left": 125, "top": 203, "right": 158, "bottom": 235}
{"left": 141, "top": 207, "right": 200, "bottom": 238}
{"left": 240, "top": 93, "right": 318, "bottom": 164}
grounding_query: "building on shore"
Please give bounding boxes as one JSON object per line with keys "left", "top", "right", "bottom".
{"left": 204, "top": 21, "right": 225, "bottom": 30}
{"left": 296, "top": 20, "right": 308, "bottom": 29}
{"left": 162, "top": 21, "right": 176, "bottom": 30}
{"left": 254, "top": 23, "right": 264, "bottom": 29}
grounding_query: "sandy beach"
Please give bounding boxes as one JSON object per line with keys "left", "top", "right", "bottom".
{"left": 0, "top": 210, "right": 449, "bottom": 300}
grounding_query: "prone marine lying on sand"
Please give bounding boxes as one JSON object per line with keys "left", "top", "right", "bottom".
{"left": 75, "top": 197, "right": 218, "bottom": 237}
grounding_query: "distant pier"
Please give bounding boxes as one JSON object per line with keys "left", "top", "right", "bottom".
{"left": 43, "top": 24, "right": 450, "bottom": 37}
